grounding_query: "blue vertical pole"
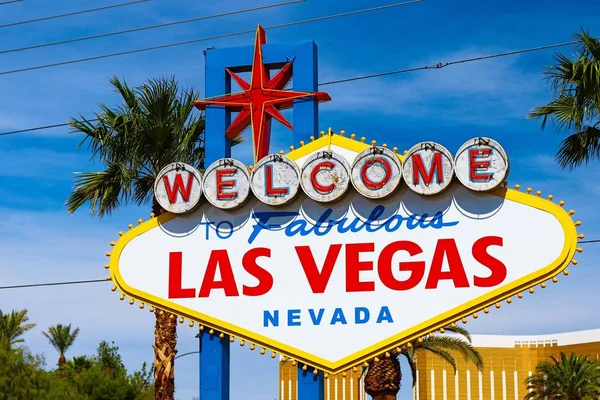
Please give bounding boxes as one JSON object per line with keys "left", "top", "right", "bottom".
{"left": 204, "top": 48, "right": 232, "bottom": 167}
{"left": 200, "top": 48, "right": 231, "bottom": 400}
{"left": 292, "top": 41, "right": 319, "bottom": 145}
{"left": 297, "top": 365, "right": 324, "bottom": 400}
{"left": 199, "top": 331, "right": 230, "bottom": 400}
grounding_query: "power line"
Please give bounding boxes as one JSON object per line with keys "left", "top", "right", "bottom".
{"left": 0, "top": 121, "right": 74, "bottom": 136}
{"left": 0, "top": 0, "right": 306, "bottom": 56}
{"left": 0, "top": 279, "right": 107, "bottom": 290}
{"left": 0, "top": 0, "right": 148, "bottom": 29}
{"left": 0, "top": 0, "right": 22, "bottom": 6}
{"left": 0, "top": 37, "right": 585, "bottom": 137}
{"left": 0, "top": 0, "right": 423, "bottom": 76}
{"left": 0, "top": 239, "right": 597, "bottom": 290}
{"left": 319, "top": 40, "right": 582, "bottom": 86}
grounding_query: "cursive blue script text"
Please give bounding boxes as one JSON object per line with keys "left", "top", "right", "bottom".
{"left": 247, "top": 205, "right": 458, "bottom": 244}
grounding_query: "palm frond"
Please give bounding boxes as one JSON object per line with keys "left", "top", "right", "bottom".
{"left": 442, "top": 324, "right": 472, "bottom": 342}
{"left": 42, "top": 324, "right": 80, "bottom": 355}
{"left": 400, "top": 349, "right": 418, "bottom": 387}
{"left": 66, "top": 162, "right": 135, "bottom": 216}
{"left": 0, "top": 309, "right": 36, "bottom": 349}
{"left": 556, "top": 125, "right": 600, "bottom": 168}
{"left": 420, "top": 336, "right": 484, "bottom": 370}
{"left": 528, "top": 94, "right": 585, "bottom": 132}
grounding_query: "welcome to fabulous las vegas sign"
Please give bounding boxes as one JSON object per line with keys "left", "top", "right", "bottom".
{"left": 106, "top": 132, "right": 580, "bottom": 374}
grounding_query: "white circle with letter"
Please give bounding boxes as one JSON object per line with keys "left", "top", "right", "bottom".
{"left": 300, "top": 150, "right": 351, "bottom": 203}
{"left": 251, "top": 154, "right": 301, "bottom": 206}
{"left": 203, "top": 158, "right": 251, "bottom": 209}
{"left": 154, "top": 162, "right": 203, "bottom": 214}
{"left": 351, "top": 146, "right": 403, "bottom": 199}
{"left": 454, "top": 137, "right": 509, "bottom": 192}
{"left": 402, "top": 142, "right": 454, "bottom": 195}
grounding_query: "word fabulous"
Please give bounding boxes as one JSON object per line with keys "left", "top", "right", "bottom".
{"left": 154, "top": 137, "right": 508, "bottom": 214}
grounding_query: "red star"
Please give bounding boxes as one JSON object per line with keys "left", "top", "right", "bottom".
{"left": 194, "top": 25, "right": 331, "bottom": 162}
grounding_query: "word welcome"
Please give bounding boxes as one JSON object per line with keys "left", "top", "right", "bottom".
{"left": 154, "top": 137, "right": 509, "bottom": 213}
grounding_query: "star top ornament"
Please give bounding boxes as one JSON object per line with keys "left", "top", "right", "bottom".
{"left": 194, "top": 25, "right": 331, "bottom": 163}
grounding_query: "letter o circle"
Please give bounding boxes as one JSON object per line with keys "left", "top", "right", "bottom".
{"left": 351, "top": 146, "right": 403, "bottom": 199}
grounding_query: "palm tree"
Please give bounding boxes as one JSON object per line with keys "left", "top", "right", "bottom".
{"left": 66, "top": 75, "right": 243, "bottom": 400}
{"left": 526, "top": 352, "right": 600, "bottom": 399}
{"left": 528, "top": 29, "right": 600, "bottom": 169}
{"left": 42, "top": 323, "right": 80, "bottom": 367}
{"left": 364, "top": 325, "right": 483, "bottom": 400}
{"left": 0, "top": 309, "right": 36, "bottom": 350}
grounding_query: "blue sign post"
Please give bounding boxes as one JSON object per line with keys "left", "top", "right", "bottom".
{"left": 197, "top": 26, "right": 328, "bottom": 400}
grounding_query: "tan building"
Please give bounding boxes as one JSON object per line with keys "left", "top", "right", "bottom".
{"left": 278, "top": 329, "right": 600, "bottom": 400}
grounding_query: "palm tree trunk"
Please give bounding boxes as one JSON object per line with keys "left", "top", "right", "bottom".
{"left": 154, "top": 308, "right": 177, "bottom": 400}
{"left": 152, "top": 200, "right": 178, "bottom": 400}
{"left": 365, "top": 356, "right": 402, "bottom": 400}
{"left": 58, "top": 353, "right": 66, "bottom": 368}
{"left": 372, "top": 395, "right": 397, "bottom": 400}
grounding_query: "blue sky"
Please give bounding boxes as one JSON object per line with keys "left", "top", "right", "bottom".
{"left": 1, "top": 1, "right": 599, "bottom": 399}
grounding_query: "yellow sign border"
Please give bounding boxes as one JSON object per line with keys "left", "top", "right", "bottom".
{"left": 109, "top": 134, "right": 579, "bottom": 374}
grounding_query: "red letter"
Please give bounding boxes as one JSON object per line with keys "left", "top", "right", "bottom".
{"left": 296, "top": 244, "right": 342, "bottom": 293}
{"left": 216, "top": 168, "right": 237, "bottom": 200}
{"left": 163, "top": 173, "right": 194, "bottom": 204}
{"left": 199, "top": 250, "right": 239, "bottom": 297}
{"left": 168, "top": 252, "right": 195, "bottom": 298}
{"left": 425, "top": 239, "right": 470, "bottom": 289}
{"left": 265, "top": 164, "right": 289, "bottom": 197}
{"left": 361, "top": 158, "right": 391, "bottom": 190}
{"left": 469, "top": 149, "right": 493, "bottom": 181}
{"left": 310, "top": 161, "right": 336, "bottom": 194}
{"left": 242, "top": 247, "right": 273, "bottom": 296}
{"left": 473, "top": 236, "right": 506, "bottom": 287}
{"left": 412, "top": 152, "right": 443, "bottom": 185}
{"left": 346, "top": 243, "right": 375, "bottom": 292}
{"left": 378, "top": 241, "right": 425, "bottom": 291}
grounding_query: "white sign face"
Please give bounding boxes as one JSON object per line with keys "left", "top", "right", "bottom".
{"left": 454, "top": 137, "right": 509, "bottom": 192}
{"left": 133, "top": 135, "right": 576, "bottom": 373}
{"left": 203, "top": 158, "right": 251, "bottom": 209}
{"left": 113, "top": 184, "right": 576, "bottom": 373}
{"left": 154, "top": 163, "right": 203, "bottom": 214}
{"left": 402, "top": 142, "right": 454, "bottom": 195}
{"left": 300, "top": 151, "right": 351, "bottom": 203}
{"left": 251, "top": 154, "right": 301, "bottom": 206}
{"left": 351, "top": 146, "right": 403, "bottom": 199}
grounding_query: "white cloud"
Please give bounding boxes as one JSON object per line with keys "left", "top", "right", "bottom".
{"left": 319, "top": 47, "right": 546, "bottom": 125}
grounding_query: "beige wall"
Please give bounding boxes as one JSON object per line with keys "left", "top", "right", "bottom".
{"left": 278, "top": 330, "right": 600, "bottom": 400}
{"left": 416, "top": 336, "right": 600, "bottom": 400}
{"left": 279, "top": 360, "right": 364, "bottom": 400}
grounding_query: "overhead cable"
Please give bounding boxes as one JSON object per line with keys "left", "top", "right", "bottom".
{"left": 0, "top": 0, "right": 148, "bottom": 29}
{"left": 0, "top": 0, "right": 424, "bottom": 76}
{"left": 0, "top": 37, "right": 585, "bottom": 137}
{"left": 0, "top": 0, "right": 306, "bottom": 55}
{"left": 0, "top": 279, "right": 107, "bottom": 290}
{"left": 0, "top": 0, "right": 22, "bottom": 6}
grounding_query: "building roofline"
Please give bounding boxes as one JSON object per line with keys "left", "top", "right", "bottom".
{"left": 470, "top": 328, "right": 600, "bottom": 348}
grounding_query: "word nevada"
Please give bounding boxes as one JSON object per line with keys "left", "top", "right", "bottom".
{"left": 154, "top": 137, "right": 509, "bottom": 214}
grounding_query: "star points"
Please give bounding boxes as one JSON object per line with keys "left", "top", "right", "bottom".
{"left": 194, "top": 25, "right": 331, "bottom": 162}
